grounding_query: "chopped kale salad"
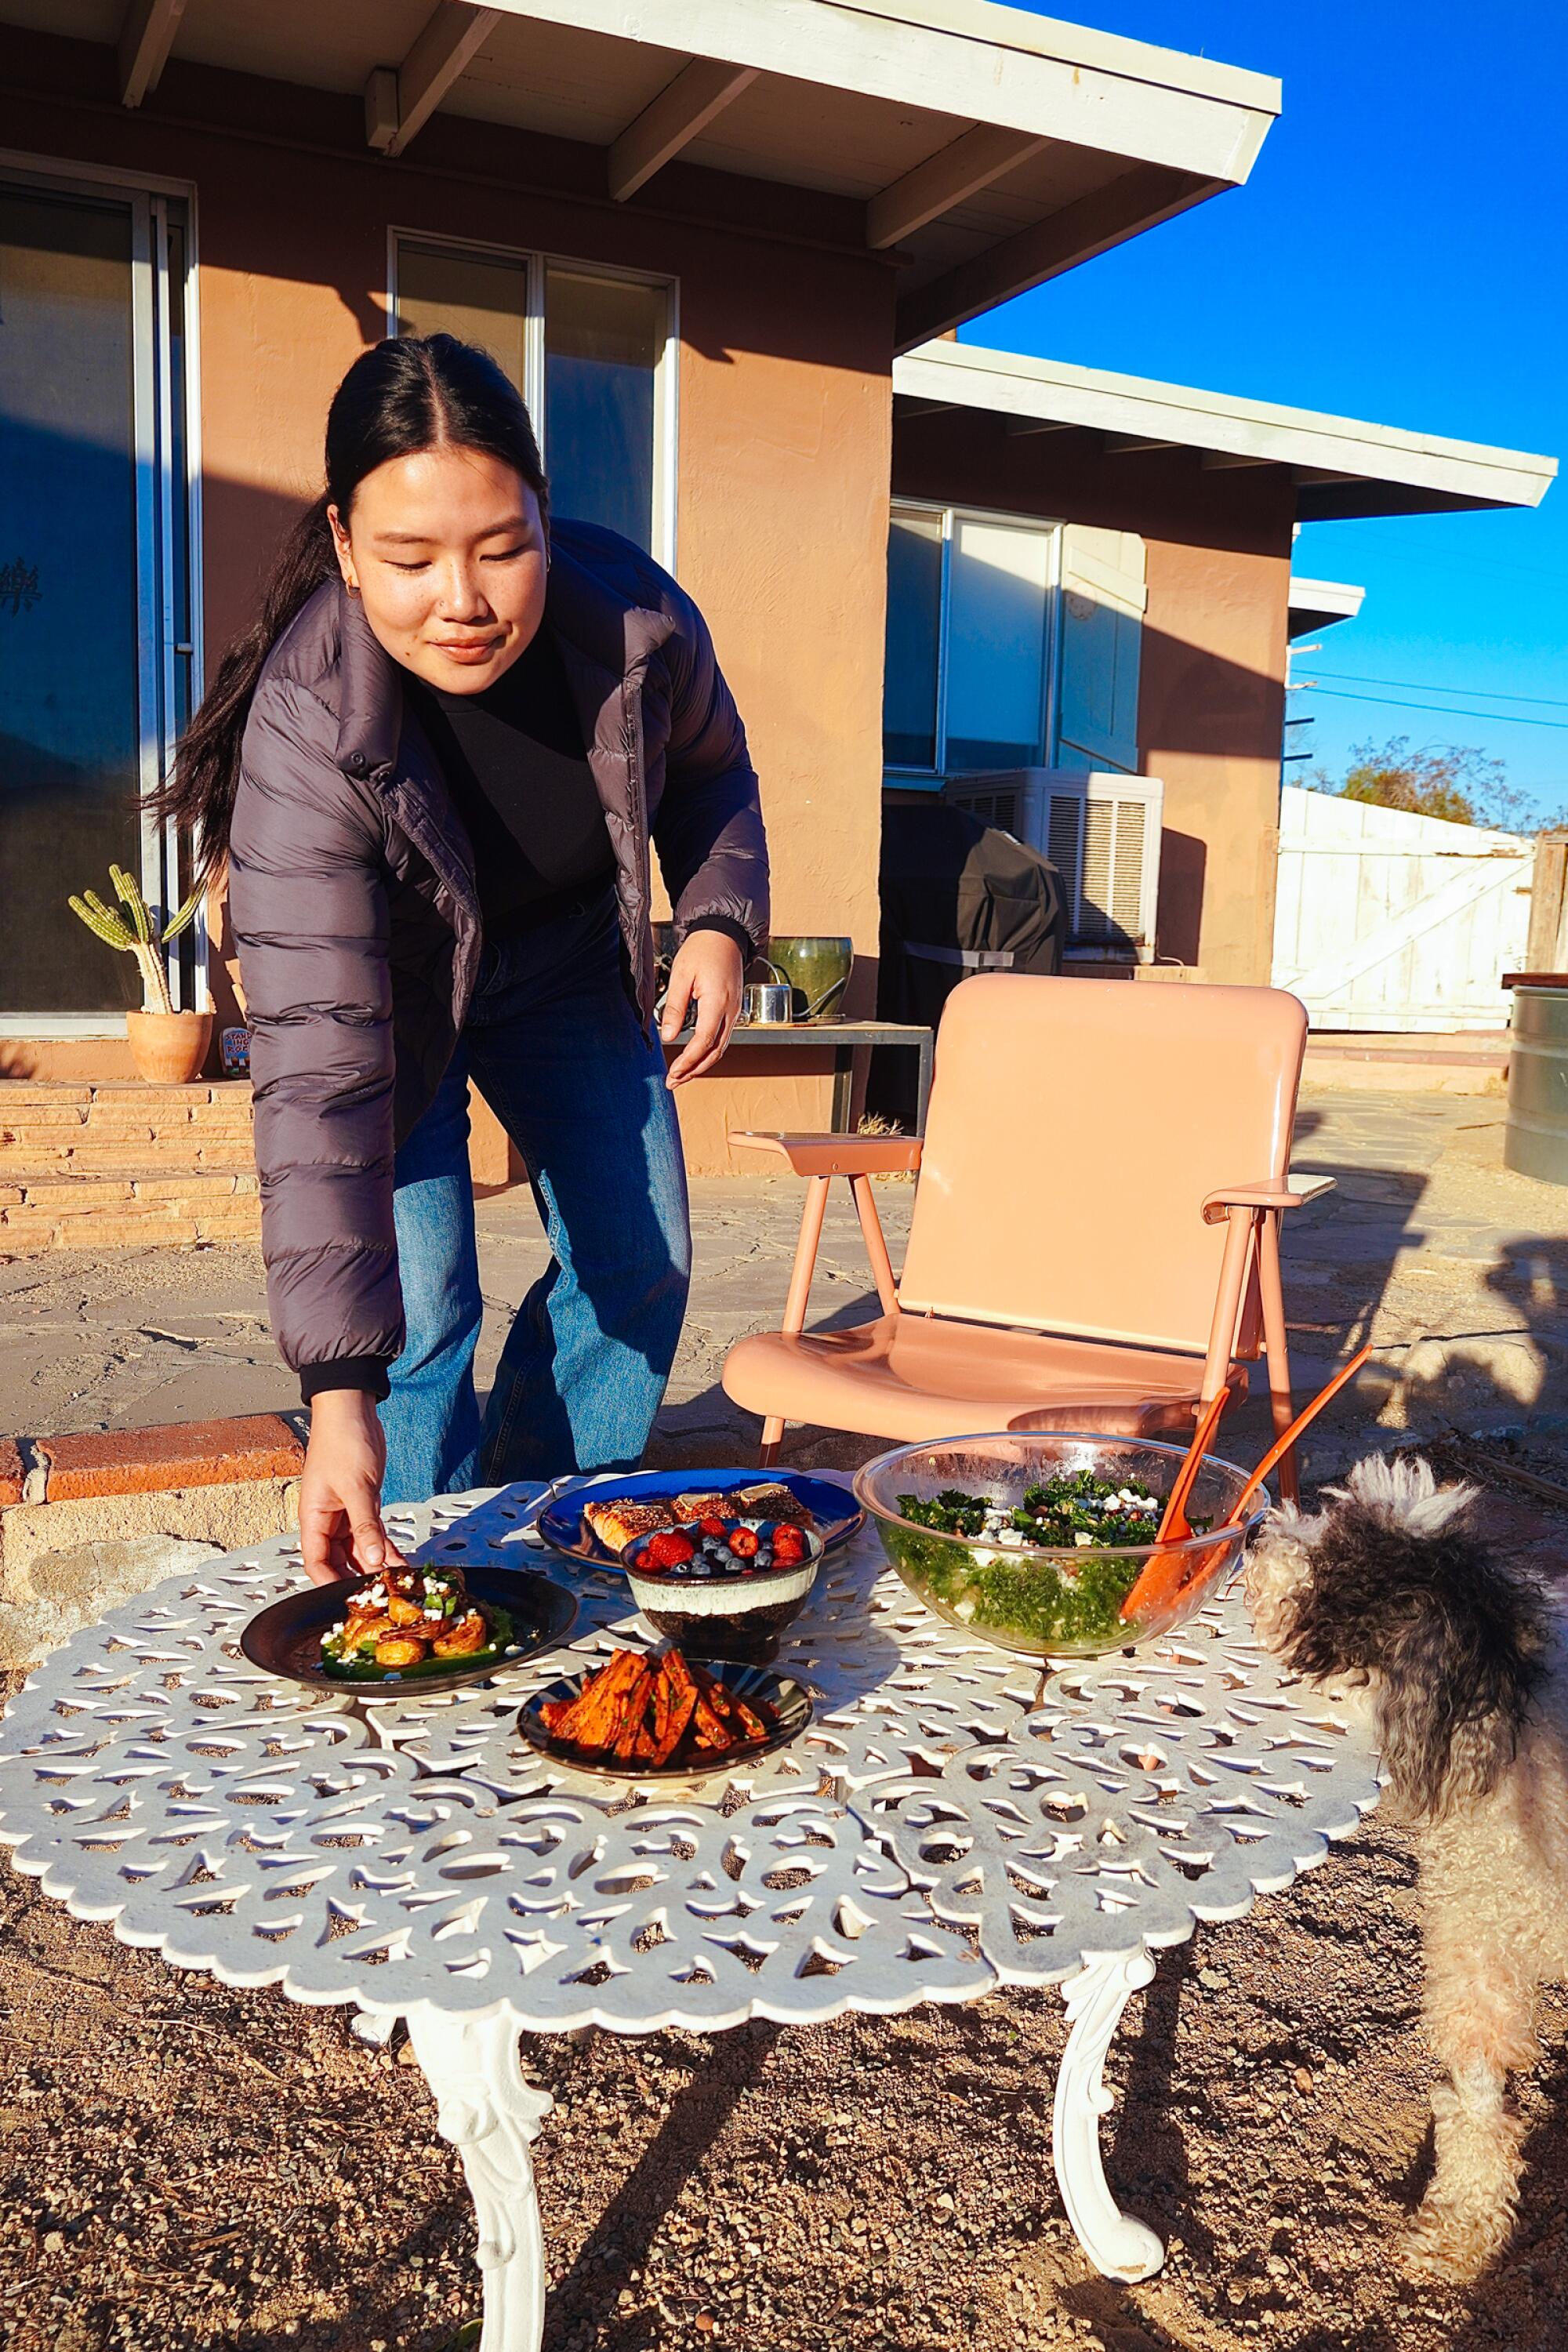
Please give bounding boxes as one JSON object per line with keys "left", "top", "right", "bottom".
{"left": 889, "top": 1468, "right": 1200, "bottom": 1648}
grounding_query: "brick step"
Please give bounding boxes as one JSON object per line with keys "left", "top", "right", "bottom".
{"left": 0, "top": 1138, "right": 254, "bottom": 1172}
{"left": 0, "top": 1168, "right": 259, "bottom": 1256}
{"left": 0, "top": 1099, "right": 253, "bottom": 1126}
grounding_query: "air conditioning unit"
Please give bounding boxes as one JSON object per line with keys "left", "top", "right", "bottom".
{"left": 942, "top": 768, "right": 1164, "bottom": 964}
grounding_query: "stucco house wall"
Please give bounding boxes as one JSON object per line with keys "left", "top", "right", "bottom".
{"left": 2, "top": 34, "right": 894, "bottom": 1118}
{"left": 891, "top": 410, "right": 1296, "bottom": 985}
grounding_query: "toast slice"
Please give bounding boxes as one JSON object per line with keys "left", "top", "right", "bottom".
{"left": 581, "top": 1498, "right": 677, "bottom": 1555}
{"left": 672, "top": 1490, "right": 728, "bottom": 1524}
{"left": 735, "top": 1482, "right": 817, "bottom": 1532}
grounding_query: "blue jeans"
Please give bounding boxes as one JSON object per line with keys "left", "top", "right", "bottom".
{"left": 379, "top": 891, "right": 691, "bottom": 1504}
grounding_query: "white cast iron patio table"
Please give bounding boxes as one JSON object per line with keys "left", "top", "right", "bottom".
{"left": 0, "top": 1479, "right": 1381, "bottom": 2348}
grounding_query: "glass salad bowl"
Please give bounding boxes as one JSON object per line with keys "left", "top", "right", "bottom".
{"left": 852, "top": 1432, "right": 1267, "bottom": 1661}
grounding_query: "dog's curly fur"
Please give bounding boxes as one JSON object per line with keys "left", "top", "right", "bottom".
{"left": 1247, "top": 1455, "right": 1567, "bottom": 2281}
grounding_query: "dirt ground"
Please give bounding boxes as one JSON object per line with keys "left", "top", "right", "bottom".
{"left": 6, "top": 1761, "right": 1568, "bottom": 2352}
{"left": 5, "top": 1085, "right": 1568, "bottom": 2349}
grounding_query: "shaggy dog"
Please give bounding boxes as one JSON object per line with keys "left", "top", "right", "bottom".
{"left": 1245, "top": 1454, "right": 1564, "bottom": 2281}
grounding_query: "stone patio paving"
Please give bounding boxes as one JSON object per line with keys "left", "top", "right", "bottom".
{"left": 1, "top": 1086, "right": 1563, "bottom": 1475}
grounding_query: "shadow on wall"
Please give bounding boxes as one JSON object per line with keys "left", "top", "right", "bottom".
{"left": 1154, "top": 828, "right": 1207, "bottom": 971}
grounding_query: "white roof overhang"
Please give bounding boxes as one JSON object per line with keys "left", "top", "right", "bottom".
{"left": 1287, "top": 578, "right": 1364, "bottom": 639}
{"left": 893, "top": 339, "right": 1558, "bottom": 517}
{"left": 5, "top": 0, "right": 1279, "bottom": 343}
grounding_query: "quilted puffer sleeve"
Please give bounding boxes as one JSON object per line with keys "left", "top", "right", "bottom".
{"left": 227, "top": 674, "right": 403, "bottom": 1391}
{"left": 652, "top": 579, "right": 769, "bottom": 955}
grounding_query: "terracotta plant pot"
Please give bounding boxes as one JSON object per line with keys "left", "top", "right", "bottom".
{"left": 125, "top": 1009, "right": 214, "bottom": 1085}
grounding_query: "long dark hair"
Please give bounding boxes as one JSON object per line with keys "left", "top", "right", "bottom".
{"left": 162, "top": 333, "right": 548, "bottom": 877}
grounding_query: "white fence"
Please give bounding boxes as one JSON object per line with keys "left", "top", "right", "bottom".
{"left": 1271, "top": 786, "right": 1533, "bottom": 1032}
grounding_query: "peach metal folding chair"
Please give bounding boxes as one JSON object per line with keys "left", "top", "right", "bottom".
{"left": 721, "top": 974, "right": 1333, "bottom": 1504}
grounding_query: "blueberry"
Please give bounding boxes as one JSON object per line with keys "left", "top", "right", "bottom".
{"left": 756, "top": 1547, "right": 774, "bottom": 1568}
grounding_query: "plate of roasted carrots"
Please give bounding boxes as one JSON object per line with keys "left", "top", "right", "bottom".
{"left": 517, "top": 1646, "right": 811, "bottom": 1777}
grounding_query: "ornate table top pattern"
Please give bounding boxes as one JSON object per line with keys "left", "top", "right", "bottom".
{"left": 0, "top": 1482, "right": 1381, "bottom": 2033}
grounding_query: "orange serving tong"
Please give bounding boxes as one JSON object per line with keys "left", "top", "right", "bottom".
{"left": 1120, "top": 1341, "right": 1374, "bottom": 1622}
{"left": 1155, "top": 1381, "right": 1234, "bottom": 1545}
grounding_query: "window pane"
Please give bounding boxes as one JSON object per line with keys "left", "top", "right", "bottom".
{"left": 0, "top": 185, "right": 142, "bottom": 1013}
{"left": 544, "top": 267, "right": 661, "bottom": 551}
{"left": 397, "top": 242, "right": 528, "bottom": 390}
{"left": 883, "top": 509, "right": 942, "bottom": 770}
{"left": 944, "top": 516, "right": 1052, "bottom": 772}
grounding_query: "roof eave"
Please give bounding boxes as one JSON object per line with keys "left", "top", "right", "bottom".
{"left": 894, "top": 342, "right": 1559, "bottom": 517}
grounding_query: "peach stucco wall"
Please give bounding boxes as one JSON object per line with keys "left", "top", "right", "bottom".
{"left": 893, "top": 412, "right": 1297, "bottom": 985}
{"left": 2, "top": 38, "right": 895, "bottom": 1088}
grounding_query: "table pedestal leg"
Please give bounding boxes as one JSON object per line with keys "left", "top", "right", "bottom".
{"left": 1053, "top": 1951, "right": 1163, "bottom": 2282}
{"left": 407, "top": 2007, "right": 554, "bottom": 2352}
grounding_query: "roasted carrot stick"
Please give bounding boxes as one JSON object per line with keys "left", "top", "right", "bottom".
{"left": 651, "top": 1682, "right": 699, "bottom": 1765}
{"left": 606, "top": 1664, "right": 655, "bottom": 1757}
{"left": 555, "top": 1649, "right": 641, "bottom": 1742}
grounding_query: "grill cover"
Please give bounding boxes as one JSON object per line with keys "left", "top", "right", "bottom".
{"left": 873, "top": 799, "right": 1067, "bottom": 1122}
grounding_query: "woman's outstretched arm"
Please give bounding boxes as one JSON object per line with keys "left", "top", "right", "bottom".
{"left": 229, "top": 669, "right": 405, "bottom": 1580}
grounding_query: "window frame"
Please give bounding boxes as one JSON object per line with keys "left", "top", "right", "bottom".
{"left": 0, "top": 148, "right": 205, "bottom": 1034}
{"left": 883, "top": 496, "right": 1065, "bottom": 786}
{"left": 388, "top": 228, "right": 679, "bottom": 572}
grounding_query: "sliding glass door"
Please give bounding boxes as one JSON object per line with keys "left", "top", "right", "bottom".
{"left": 0, "top": 168, "right": 196, "bottom": 1025}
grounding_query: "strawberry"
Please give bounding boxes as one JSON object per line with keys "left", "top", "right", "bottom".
{"left": 644, "top": 1530, "right": 695, "bottom": 1570}
{"left": 726, "top": 1525, "right": 760, "bottom": 1559}
{"left": 698, "top": 1516, "right": 728, "bottom": 1539}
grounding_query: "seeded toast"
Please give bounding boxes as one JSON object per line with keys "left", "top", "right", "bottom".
{"left": 581, "top": 1499, "right": 678, "bottom": 1555}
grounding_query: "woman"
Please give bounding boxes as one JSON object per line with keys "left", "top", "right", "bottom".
{"left": 166, "top": 334, "right": 767, "bottom": 1584}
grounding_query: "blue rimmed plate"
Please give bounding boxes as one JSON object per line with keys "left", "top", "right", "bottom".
{"left": 531, "top": 1465, "right": 861, "bottom": 1568}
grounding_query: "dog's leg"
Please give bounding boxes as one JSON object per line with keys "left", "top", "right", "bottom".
{"left": 1406, "top": 1931, "right": 1538, "bottom": 2282}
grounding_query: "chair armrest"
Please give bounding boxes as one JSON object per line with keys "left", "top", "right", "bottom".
{"left": 728, "top": 1130, "right": 923, "bottom": 1176}
{"left": 1201, "top": 1173, "right": 1336, "bottom": 1225}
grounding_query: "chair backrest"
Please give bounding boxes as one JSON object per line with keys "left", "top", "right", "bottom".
{"left": 897, "top": 974, "right": 1308, "bottom": 1354}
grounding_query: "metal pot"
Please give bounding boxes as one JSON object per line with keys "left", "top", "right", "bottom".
{"left": 739, "top": 981, "right": 793, "bottom": 1025}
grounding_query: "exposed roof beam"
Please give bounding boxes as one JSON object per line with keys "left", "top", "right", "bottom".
{"left": 867, "top": 125, "right": 1046, "bottom": 251}
{"left": 365, "top": 4, "right": 501, "bottom": 159}
{"left": 118, "top": 0, "right": 187, "bottom": 108}
{"left": 1104, "top": 435, "right": 1180, "bottom": 455}
{"left": 608, "top": 57, "right": 760, "bottom": 202}
{"left": 1004, "top": 416, "right": 1077, "bottom": 436}
{"left": 1201, "top": 450, "right": 1274, "bottom": 469}
{"left": 896, "top": 163, "right": 1216, "bottom": 350}
{"left": 895, "top": 397, "right": 960, "bottom": 418}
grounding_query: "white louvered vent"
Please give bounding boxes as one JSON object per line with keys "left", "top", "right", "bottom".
{"left": 957, "top": 787, "right": 1020, "bottom": 834}
{"left": 942, "top": 768, "right": 1163, "bottom": 961}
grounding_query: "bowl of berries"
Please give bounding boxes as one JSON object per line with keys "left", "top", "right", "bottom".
{"left": 622, "top": 1514, "right": 823, "bottom": 1661}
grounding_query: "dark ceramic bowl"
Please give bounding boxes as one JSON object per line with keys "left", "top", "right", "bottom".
{"left": 622, "top": 1523, "right": 823, "bottom": 1661}
{"left": 517, "top": 1656, "right": 812, "bottom": 1780}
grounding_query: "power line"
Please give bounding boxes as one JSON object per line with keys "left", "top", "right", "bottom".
{"left": 1303, "top": 685, "right": 1568, "bottom": 730}
{"left": 1298, "top": 528, "right": 1566, "bottom": 590}
{"left": 1311, "top": 670, "right": 1568, "bottom": 711}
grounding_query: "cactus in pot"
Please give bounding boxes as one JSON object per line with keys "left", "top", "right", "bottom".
{"left": 68, "top": 865, "right": 215, "bottom": 1083}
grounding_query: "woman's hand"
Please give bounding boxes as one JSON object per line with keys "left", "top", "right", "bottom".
{"left": 661, "top": 930, "right": 745, "bottom": 1086}
{"left": 299, "top": 1388, "right": 408, "bottom": 1585}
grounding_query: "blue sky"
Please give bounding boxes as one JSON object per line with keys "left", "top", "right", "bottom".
{"left": 961, "top": 2, "right": 1568, "bottom": 820}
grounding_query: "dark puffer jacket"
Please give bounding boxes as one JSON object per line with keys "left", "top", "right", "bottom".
{"left": 227, "top": 519, "right": 768, "bottom": 1389}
